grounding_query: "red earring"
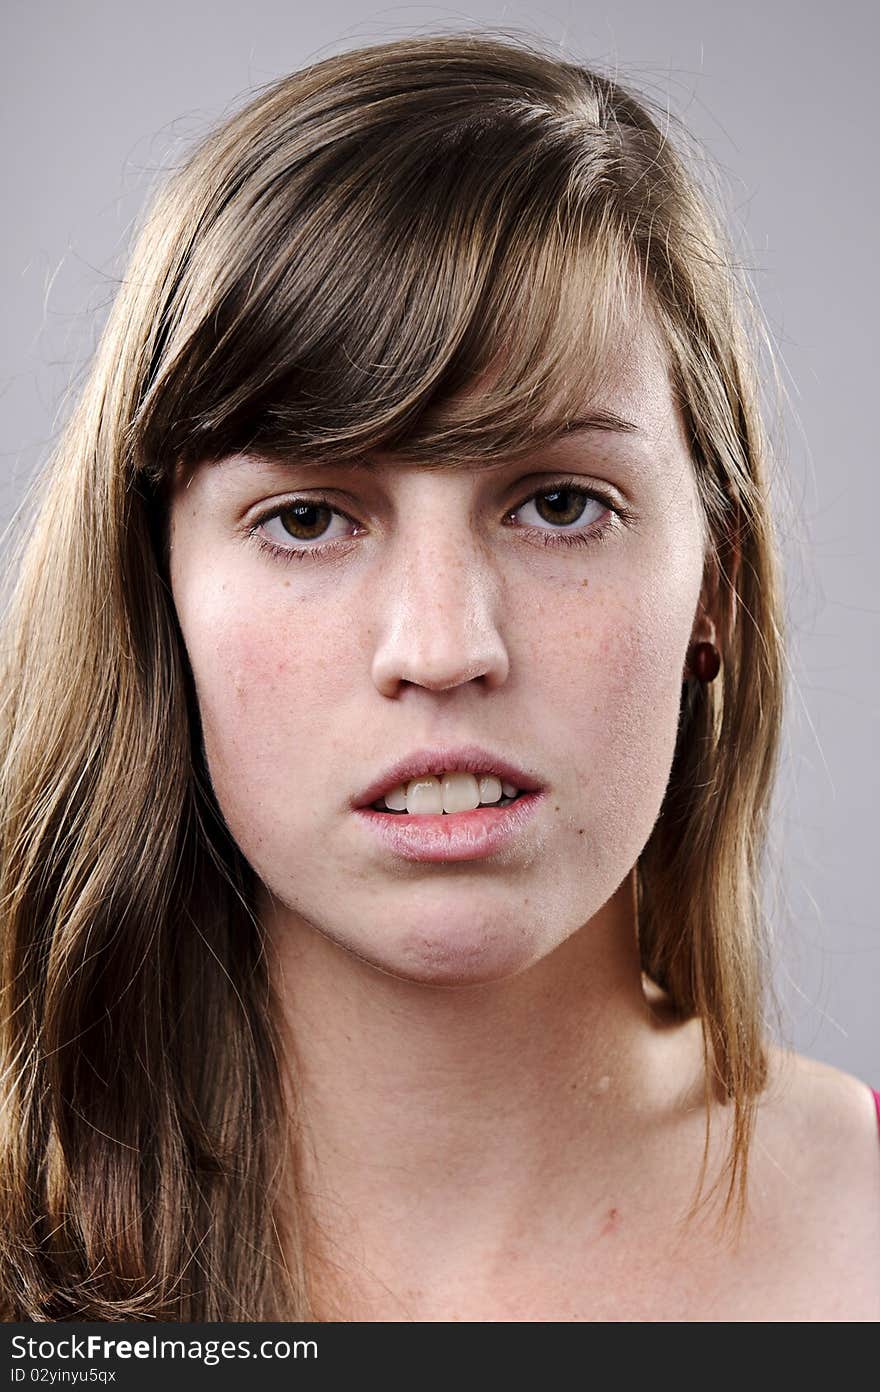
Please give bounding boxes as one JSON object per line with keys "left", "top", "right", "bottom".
{"left": 688, "top": 640, "right": 721, "bottom": 683}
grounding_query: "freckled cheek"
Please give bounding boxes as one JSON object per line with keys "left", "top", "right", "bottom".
{"left": 185, "top": 598, "right": 346, "bottom": 800}
{"left": 530, "top": 586, "right": 690, "bottom": 818}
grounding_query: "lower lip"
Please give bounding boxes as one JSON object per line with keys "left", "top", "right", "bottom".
{"left": 352, "top": 792, "right": 546, "bottom": 862}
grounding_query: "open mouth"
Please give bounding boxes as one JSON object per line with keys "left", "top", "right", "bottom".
{"left": 371, "top": 790, "right": 524, "bottom": 814}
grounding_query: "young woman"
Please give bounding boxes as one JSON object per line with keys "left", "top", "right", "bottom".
{"left": 0, "top": 32, "right": 877, "bottom": 1322}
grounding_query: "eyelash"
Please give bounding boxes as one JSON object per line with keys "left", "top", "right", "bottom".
{"left": 245, "top": 478, "right": 634, "bottom": 567}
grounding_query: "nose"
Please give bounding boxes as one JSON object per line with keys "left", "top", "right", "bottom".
{"left": 369, "top": 524, "right": 510, "bottom": 697}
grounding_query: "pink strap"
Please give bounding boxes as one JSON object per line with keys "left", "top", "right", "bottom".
{"left": 873, "top": 1089, "right": 880, "bottom": 1136}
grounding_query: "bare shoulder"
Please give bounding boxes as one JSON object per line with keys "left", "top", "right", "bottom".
{"left": 738, "top": 1044, "right": 880, "bottom": 1319}
{"left": 758, "top": 1044, "right": 880, "bottom": 1177}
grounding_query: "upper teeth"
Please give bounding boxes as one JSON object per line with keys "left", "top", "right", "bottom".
{"left": 378, "top": 772, "right": 520, "bottom": 814}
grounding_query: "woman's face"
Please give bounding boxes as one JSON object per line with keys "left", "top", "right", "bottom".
{"left": 168, "top": 311, "right": 709, "bottom": 984}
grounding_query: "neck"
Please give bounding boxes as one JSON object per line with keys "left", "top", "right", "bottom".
{"left": 262, "top": 872, "right": 700, "bottom": 1313}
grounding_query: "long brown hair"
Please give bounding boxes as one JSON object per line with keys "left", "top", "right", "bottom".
{"left": 0, "top": 31, "right": 786, "bottom": 1319}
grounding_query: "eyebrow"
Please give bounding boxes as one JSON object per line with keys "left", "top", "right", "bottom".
{"left": 225, "top": 412, "right": 640, "bottom": 475}
{"left": 553, "top": 412, "right": 640, "bottom": 435}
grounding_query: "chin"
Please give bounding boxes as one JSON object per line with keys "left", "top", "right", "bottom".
{"left": 367, "top": 918, "right": 543, "bottom": 988}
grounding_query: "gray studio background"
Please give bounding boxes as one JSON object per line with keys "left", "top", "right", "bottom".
{"left": 2, "top": 1, "right": 877, "bottom": 1082}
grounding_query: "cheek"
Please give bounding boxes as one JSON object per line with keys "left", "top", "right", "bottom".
{"left": 534, "top": 568, "right": 697, "bottom": 866}
{"left": 179, "top": 584, "right": 348, "bottom": 836}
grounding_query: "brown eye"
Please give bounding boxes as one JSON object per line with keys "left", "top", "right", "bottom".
{"left": 248, "top": 496, "right": 357, "bottom": 563}
{"left": 530, "top": 488, "right": 599, "bottom": 528}
{"left": 277, "top": 501, "right": 336, "bottom": 542}
{"left": 513, "top": 486, "right": 606, "bottom": 534}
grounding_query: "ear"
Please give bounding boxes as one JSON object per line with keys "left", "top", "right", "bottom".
{"left": 690, "top": 516, "right": 741, "bottom": 652}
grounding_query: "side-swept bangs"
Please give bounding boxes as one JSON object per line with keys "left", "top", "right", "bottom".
{"left": 129, "top": 66, "right": 659, "bottom": 493}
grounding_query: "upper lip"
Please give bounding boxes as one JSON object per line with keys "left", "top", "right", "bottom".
{"left": 351, "top": 744, "right": 546, "bottom": 809}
